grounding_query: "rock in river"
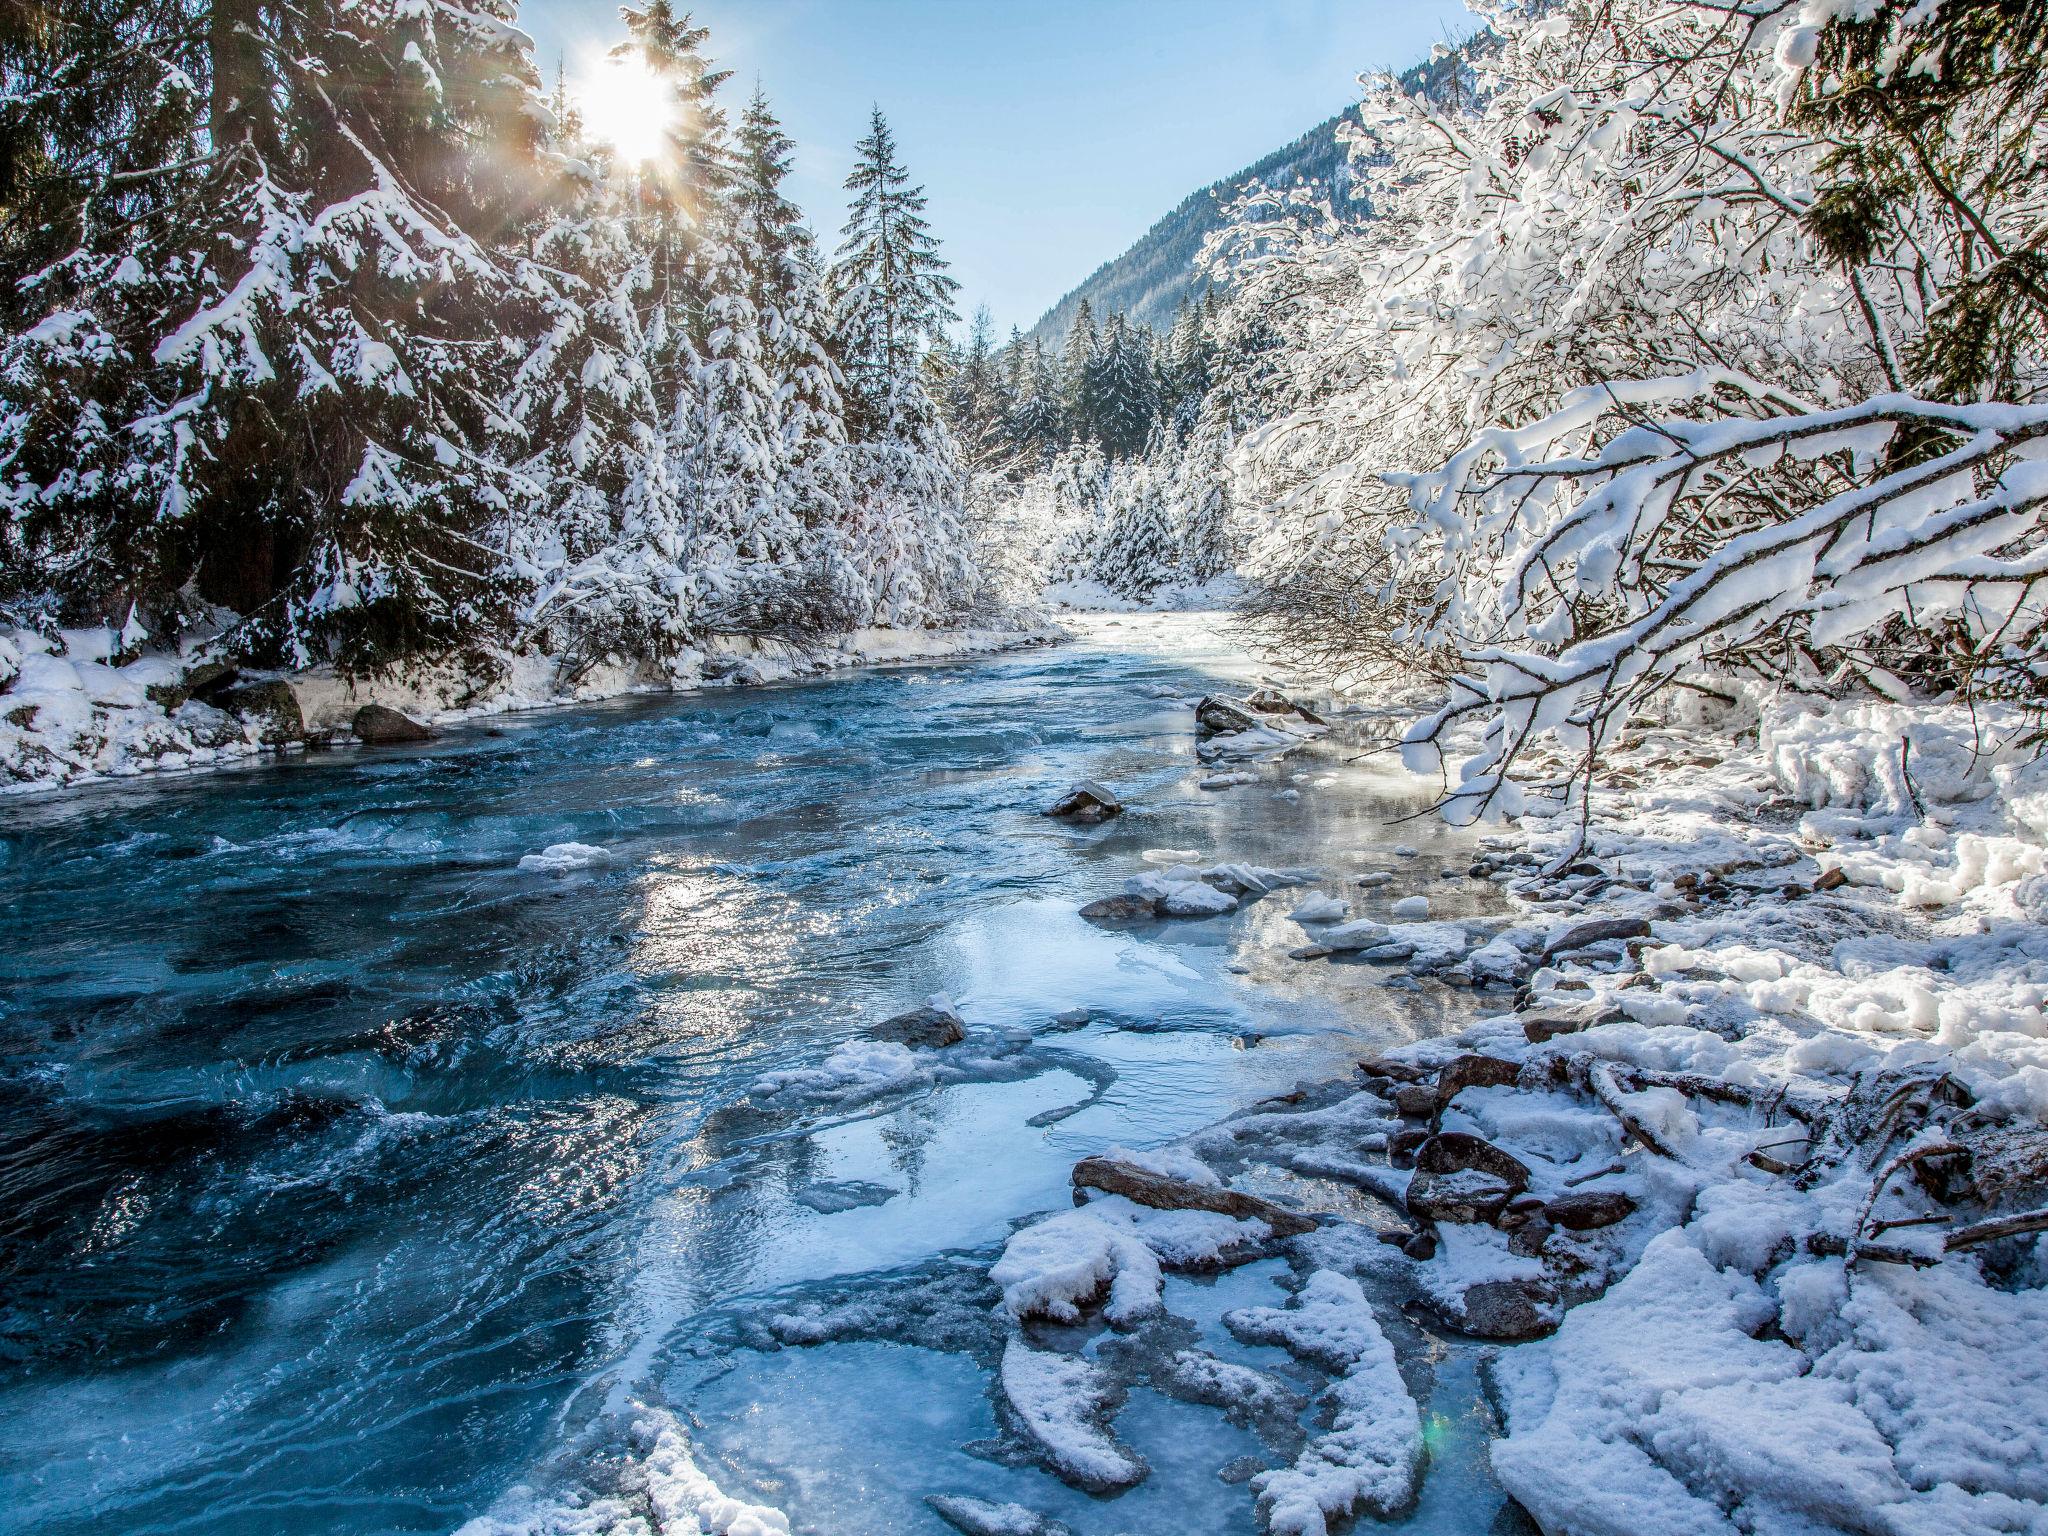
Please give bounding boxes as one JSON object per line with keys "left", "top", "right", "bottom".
{"left": 1043, "top": 780, "right": 1122, "bottom": 823}
{"left": 353, "top": 703, "right": 436, "bottom": 744}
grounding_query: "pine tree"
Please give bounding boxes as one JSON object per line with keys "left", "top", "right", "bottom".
{"left": 828, "top": 108, "right": 961, "bottom": 440}
{"left": 733, "top": 87, "right": 858, "bottom": 631}
{"left": 826, "top": 109, "right": 973, "bottom": 626}
{"left": 0, "top": 0, "right": 566, "bottom": 671}
{"left": 1059, "top": 298, "right": 1100, "bottom": 442}
{"left": 1006, "top": 339, "right": 1065, "bottom": 464}
{"left": 1086, "top": 313, "right": 1160, "bottom": 459}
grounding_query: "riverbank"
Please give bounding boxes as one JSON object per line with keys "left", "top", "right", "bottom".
{"left": 0, "top": 621, "right": 1060, "bottom": 796}
{"left": 961, "top": 674, "right": 2048, "bottom": 1535}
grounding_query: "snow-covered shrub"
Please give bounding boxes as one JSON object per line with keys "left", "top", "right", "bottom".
{"left": 1215, "top": 0, "right": 2046, "bottom": 815}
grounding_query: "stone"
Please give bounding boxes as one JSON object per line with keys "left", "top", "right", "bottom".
{"left": 1043, "top": 780, "right": 1122, "bottom": 823}
{"left": 1434, "top": 1053, "right": 1521, "bottom": 1101}
{"left": 1541, "top": 916, "right": 1652, "bottom": 961}
{"left": 218, "top": 680, "right": 303, "bottom": 745}
{"left": 868, "top": 998, "right": 966, "bottom": 1048}
{"left": 1407, "top": 1166, "right": 1520, "bottom": 1225}
{"left": 1498, "top": 1192, "right": 1549, "bottom": 1229}
{"left": 1405, "top": 1132, "right": 1533, "bottom": 1225}
{"left": 1194, "top": 695, "right": 1261, "bottom": 736}
{"left": 1453, "top": 1278, "right": 1556, "bottom": 1340}
{"left": 1521, "top": 1000, "right": 1628, "bottom": 1044}
{"left": 1814, "top": 866, "right": 1849, "bottom": 892}
{"left": 1070, "top": 1155, "right": 1317, "bottom": 1238}
{"left": 1387, "top": 1126, "right": 1431, "bottom": 1161}
{"left": 1244, "top": 687, "right": 1326, "bottom": 725}
{"left": 1400, "top": 1230, "right": 1438, "bottom": 1261}
{"left": 1392, "top": 1084, "right": 1441, "bottom": 1119}
{"left": 182, "top": 660, "right": 241, "bottom": 701}
{"left": 1080, "top": 893, "right": 1161, "bottom": 923}
{"left": 352, "top": 703, "right": 436, "bottom": 744}
{"left": 1543, "top": 1189, "right": 1639, "bottom": 1231}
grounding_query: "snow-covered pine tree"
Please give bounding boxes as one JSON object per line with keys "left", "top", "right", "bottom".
{"left": 0, "top": 0, "right": 563, "bottom": 672}
{"left": 732, "top": 87, "right": 860, "bottom": 632}
{"left": 944, "top": 306, "right": 1013, "bottom": 472}
{"left": 1085, "top": 313, "right": 1160, "bottom": 459}
{"left": 1006, "top": 339, "right": 1066, "bottom": 465}
{"left": 1059, "top": 298, "right": 1099, "bottom": 443}
{"left": 827, "top": 108, "right": 973, "bottom": 626}
{"left": 1092, "top": 447, "right": 1179, "bottom": 597}
{"left": 533, "top": 0, "right": 741, "bottom": 664}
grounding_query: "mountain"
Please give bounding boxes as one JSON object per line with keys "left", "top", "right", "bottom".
{"left": 1027, "top": 44, "right": 1475, "bottom": 343}
{"left": 1026, "top": 107, "right": 1359, "bottom": 343}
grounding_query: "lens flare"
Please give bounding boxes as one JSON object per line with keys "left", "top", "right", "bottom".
{"left": 573, "top": 52, "right": 678, "bottom": 167}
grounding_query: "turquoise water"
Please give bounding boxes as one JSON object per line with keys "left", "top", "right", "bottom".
{"left": 0, "top": 616, "right": 1523, "bottom": 1535}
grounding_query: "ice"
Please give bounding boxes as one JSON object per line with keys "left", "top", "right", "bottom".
{"left": 517, "top": 841, "right": 613, "bottom": 872}
{"left": 1290, "top": 893, "right": 1350, "bottom": 925}
{"left": 990, "top": 1195, "right": 1271, "bottom": 1327}
{"left": 1226, "top": 1271, "right": 1423, "bottom": 1533}
{"left": 1390, "top": 895, "right": 1430, "bottom": 919}
{"left": 999, "top": 1338, "right": 1146, "bottom": 1491}
{"left": 747, "top": 1040, "right": 927, "bottom": 1104}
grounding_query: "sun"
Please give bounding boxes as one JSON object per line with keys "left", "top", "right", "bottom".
{"left": 571, "top": 51, "right": 678, "bottom": 168}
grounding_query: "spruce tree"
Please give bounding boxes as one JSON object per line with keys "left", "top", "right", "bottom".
{"left": 826, "top": 108, "right": 972, "bottom": 626}
{"left": 733, "top": 88, "right": 858, "bottom": 630}
{"left": 1086, "top": 313, "right": 1160, "bottom": 459}
{"left": 0, "top": 0, "right": 565, "bottom": 671}
{"left": 1059, "top": 298, "right": 1100, "bottom": 442}
{"left": 828, "top": 107, "right": 960, "bottom": 439}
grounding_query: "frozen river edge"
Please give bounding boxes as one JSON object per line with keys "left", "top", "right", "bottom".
{"left": 1, "top": 620, "right": 1063, "bottom": 796}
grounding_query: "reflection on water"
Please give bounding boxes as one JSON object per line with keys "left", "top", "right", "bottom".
{"left": 0, "top": 614, "right": 1509, "bottom": 1535}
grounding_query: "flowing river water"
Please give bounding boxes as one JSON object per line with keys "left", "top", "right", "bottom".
{"left": 0, "top": 613, "right": 1530, "bottom": 1536}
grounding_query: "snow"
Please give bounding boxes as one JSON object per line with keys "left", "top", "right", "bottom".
{"left": 517, "top": 842, "right": 612, "bottom": 873}
{"left": 1, "top": 624, "right": 1055, "bottom": 795}
{"left": 1227, "top": 1271, "right": 1424, "bottom": 1534}
{"left": 749, "top": 1040, "right": 926, "bottom": 1105}
{"left": 998, "top": 1339, "right": 1145, "bottom": 1491}
{"left": 454, "top": 1407, "right": 788, "bottom": 1536}
{"left": 1290, "top": 893, "right": 1350, "bottom": 925}
{"left": 989, "top": 1195, "right": 1270, "bottom": 1327}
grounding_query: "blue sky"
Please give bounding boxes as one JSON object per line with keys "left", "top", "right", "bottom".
{"left": 518, "top": 0, "right": 1476, "bottom": 334}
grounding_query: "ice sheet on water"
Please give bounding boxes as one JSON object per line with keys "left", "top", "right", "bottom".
{"left": 516, "top": 841, "right": 613, "bottom": 873}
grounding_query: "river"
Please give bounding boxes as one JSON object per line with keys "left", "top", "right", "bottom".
{"left": 0, "top": 613, "right": 1526, "bottom": 1536}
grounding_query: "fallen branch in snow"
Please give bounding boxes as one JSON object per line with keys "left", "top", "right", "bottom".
{"left": 1071, "top": 1155, "right": 1318, "bottom": 1237}
{"left": 1944, "top": 1206, "right": 2048, "bottom": 1251}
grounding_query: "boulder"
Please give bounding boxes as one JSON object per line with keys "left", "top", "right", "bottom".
{"left": 1542, "top": 1189, "right": 1639, "bottom": 1231}
{"left": 183, "top": 660, "right": 242, "bottom": 701}
{"left": 1405, "top": 1132, "right": 1533, "bottom": 1225}
{"left": 1391, "top": 1084, "right": 1441, "bottom": 1119}
{"left": 1521, "top": 1000, "right": 1628, "bottom": 1044}
{"left": 353, "top": 703, "right": 436, "bottom": 744}
{"left": 1072, "top": 1155, "right": 1317, "bottom": 1238}
{"left": 1452, "top": 1278, "right": 1556, "bottom": 1340}
{"left": 1434, "top": 1053, "right": 1521, "bottom": 1102}
{"left": 1541, "top": 916, "right": 1652, "bottom": 961}
{"left": 868, "top": 995, "right": 966, "bottom": 1048}
{"left": 1194, "top": 695, "right": 1261, "bottom": 736}
{"left": 1081, "top": 892, "right": 1162, "bottom": 923}
{"left": 218, "top": 680, "right": 303, "bottom": 745}
{"left": 1244, "top": 687, "right": 1327, "bottom": 725}
{"left": 1043, "top": 780, "right": 1123, "bottom": 823}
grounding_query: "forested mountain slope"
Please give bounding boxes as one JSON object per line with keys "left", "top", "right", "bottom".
{"left": 1025, "top": 106, "right": 1359, "bottom": 342}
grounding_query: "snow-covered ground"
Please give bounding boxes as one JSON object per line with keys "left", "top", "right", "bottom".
{"left": 0, "top": 620, "right": 1058, "bottom": 795}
